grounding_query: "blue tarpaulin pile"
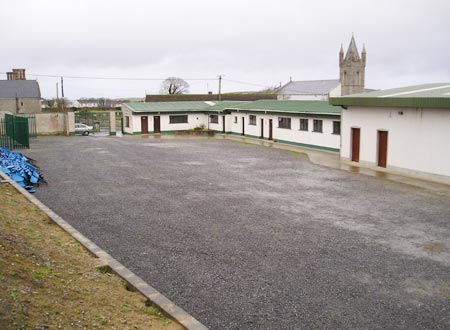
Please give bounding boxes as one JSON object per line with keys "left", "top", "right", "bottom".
{"left": 0, "top": 147, "right": 45, "bottom": 193}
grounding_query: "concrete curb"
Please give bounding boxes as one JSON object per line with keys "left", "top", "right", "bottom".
{"left": 0, "top": 172, "right": 209, "bottom": 330}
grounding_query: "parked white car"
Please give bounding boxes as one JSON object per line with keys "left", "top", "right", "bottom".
{"left": 75, "top": 123, "right": 94, "bottom": 136}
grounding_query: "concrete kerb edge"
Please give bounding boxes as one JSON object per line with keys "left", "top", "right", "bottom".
{"left": 0, "top": 171, "right": 209, "bottom": 330}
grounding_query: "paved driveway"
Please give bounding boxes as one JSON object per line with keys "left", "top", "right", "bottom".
{"left": 27, "top": 136, "right": 450, "bottom": 330}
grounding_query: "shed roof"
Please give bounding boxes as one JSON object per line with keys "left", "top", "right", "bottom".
{"left": 329, "top": 83, "right": 450, "bottom": 109}
{"left": 229, "top": 100, "right": 341, "bottom": 115}
{"left": 278, "top": 79, "right": 340, "bottom": 95}
{"left": 123, "top": 101, "right": 214, "bottom": 112}
{"left": 0, "top": 80, "right": 41, "bottom": 99}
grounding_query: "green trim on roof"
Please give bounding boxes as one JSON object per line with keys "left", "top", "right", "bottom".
{"left": 329, "top": 97, "right": 450, "bottom": 109}
{"left": 230, "top": 100, "right": 340, "bottom": 114}
{"left": 123, "top": 101, "right": 213, "bottom": 112}
{"left": 329, "top": 83, "right": 450, "bottom": 109}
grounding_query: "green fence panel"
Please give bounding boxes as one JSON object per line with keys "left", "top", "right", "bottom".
{"left": 0, "top": 114, "right": 30, "bottom": 149}
{"left": 17, "top": 114, "right": 37, "bottom": 138}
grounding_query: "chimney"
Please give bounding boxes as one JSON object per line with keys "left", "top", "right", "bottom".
{"left": 12, "top": 69, "right": 26, "bottom": 80}
{"left": 7, "top": 72, "right": 14, "bottom": 80}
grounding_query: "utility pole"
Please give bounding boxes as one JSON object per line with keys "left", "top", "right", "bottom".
{"left": 56, "top": 83, "right": 59, "bottom": 110}
{"left": 61, "top": 77, "right": 68, "bottom": 136}
{"left": 218, "top": 75, "right": 223, "bottom": 101}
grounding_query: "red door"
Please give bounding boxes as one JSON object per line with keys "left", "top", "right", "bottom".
{"left": 351, "top": 128, "right": 360, "bottom": 162}
{"left": 268, "top": 119, "right": 273, "bottom": 140}
{"left": 153, "top": 116, "right": 160, "bottom": 133}
{"left": 377, "top": 131, "right": 388, "bottom": 167}
{"left": 260, "top": 118, "right": 264, "bottom": 139}
{"left": 141, "top": 116, "right": 148, "bottom": 134}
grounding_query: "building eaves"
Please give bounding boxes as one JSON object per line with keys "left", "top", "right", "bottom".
{"left": 228, "top": 100, "right": 341, "bottom": 115}
{"left": 329, "top": 83, "right": 450, "bottom": 109}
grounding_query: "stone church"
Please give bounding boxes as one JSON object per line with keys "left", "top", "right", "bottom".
{"left": 277, "top": 36, "right": 366, "bottom": 100}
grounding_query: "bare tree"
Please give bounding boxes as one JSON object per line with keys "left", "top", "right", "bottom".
{"left": 160, "top": 77, "right": 190, "bottom": 94}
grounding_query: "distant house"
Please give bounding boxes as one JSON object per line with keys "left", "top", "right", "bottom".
{"left": 0, "top": 69, "right": 41, "bottom": 114}
{"left": 277, "top": 79, "right": 341, "bottom": 101}
{"left": 329, "top": 83, "right": 450, "bottom": 181}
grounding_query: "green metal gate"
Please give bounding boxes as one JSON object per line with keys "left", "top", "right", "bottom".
{"left": 0, "top": 114, "right": 30, "bottom": 149}
{"left": 17, "top": 114, "right": 37, "bottom": 138}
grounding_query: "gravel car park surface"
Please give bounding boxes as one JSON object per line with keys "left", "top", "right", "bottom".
{"left": 26, "top": 136, "right": 450, "bottom": 330}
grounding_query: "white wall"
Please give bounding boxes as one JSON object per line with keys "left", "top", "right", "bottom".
{"left": 122, "top": 107, "right": 209, "bottom": 134}
{"left": 341, "top": 106, "right": 450, "bottom": 177}
{"left": 229, "top": 112, "right": 340, "bottom": 150}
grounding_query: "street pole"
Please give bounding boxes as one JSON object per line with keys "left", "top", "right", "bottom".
{"left": 61, "top": 77, "right": 69, "bottom": 136}
{"left": 218, "top": 75, "right": 222, "bottom": 101}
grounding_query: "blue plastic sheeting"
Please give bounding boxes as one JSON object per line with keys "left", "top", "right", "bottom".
{"left": 0, "top": 147, "right": 45, "bottom": 193}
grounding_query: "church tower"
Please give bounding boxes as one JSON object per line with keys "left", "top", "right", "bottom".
{"left": 340, "top": 35, "right": 366, "bottom": 95}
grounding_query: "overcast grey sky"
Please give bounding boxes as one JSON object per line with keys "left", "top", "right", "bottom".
{"left": 1, "top": 0, "right": 449, "bottom": 99}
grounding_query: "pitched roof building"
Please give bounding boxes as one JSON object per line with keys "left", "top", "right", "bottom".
{"left": 278, "top": 36, "right": 367, "bottom": 100}
{"left": 0, "top": 69, "right": 42, "bottom": 114}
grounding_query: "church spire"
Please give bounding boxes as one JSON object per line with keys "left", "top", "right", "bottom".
{"left": 345, "top": 35, "right": 360, "bottom": 61}
{"left": 339, "top": 35, "right": 366, "bottom": 95}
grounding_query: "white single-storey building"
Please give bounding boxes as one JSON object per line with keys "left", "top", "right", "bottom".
{"left": 225, "top": 100, "right": 341, "bottom": 151}
{"left": 122, "top": 100, "right": 341, "bottom": 152}
{"left": 329, "top": 83, "right": 450, "bottom": 181}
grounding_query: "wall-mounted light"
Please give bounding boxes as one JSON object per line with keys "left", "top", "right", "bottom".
{"left": 398, "top": 111, "right": 404, "bottom": 115}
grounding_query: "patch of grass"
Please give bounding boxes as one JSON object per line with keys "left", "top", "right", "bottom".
{"left": 33, "top": 267, "right": 51, "bottom": 280}
{"left": 9, "top": 290, "right": 20, "bottom": 301}
{"left": 0, "top": 181, "right": 183, "bottom": 330}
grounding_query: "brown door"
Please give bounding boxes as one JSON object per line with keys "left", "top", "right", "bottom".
{"left": 377, "top": 130, "right": 388, "bottom": 167}
{"left": 153, "top": 116, "right": 160, "bottom": 133}
{"left": 260, "top": 118, "right": 264, "bottom": 139}
{"left": 141, "top": 116, "right": 148, "bottom": 134}
{"left": 351, "top": 128, "right": 360, "bottom": 162}
{"left": 222, "top": 115, "right": 226, "bottom": 133}
{"left": 268, "top": 119, "right": 273, "bottom": 140}
{"left": 242, "top": 117, "right": 245, "bottom": 135}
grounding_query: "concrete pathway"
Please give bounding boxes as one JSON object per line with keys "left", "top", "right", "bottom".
{"left": 220, "top": 134, "right": 450, "bottom": 196}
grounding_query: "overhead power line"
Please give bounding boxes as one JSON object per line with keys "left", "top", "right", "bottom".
{"left": 0, "top": 72, "right": 216, "bottom": 81}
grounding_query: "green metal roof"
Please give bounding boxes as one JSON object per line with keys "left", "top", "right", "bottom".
{"left": 329, "top": 83, "right": 450, "bottom": 109}
{"left": 123, "top": 101, "right": 214, "bottom": 112}
{"left": 207, "top": 101, "right": 251, "bottom": 111}
{"left": 229, "top": 100, "right": 341, "bottom": 115}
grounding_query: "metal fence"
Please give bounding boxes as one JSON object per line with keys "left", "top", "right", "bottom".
{"left": 75, "top": 111, "right": 110, "bottom": 132}
{"left": 16, "top": 114, "right": 37, "bottom": 138}
{"left": 0, "top": 114, "right": 30, "bottom": 149}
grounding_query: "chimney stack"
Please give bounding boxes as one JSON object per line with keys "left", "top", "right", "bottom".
{"left": 12, "top": 69, "right": 26, "bottom": 80}
{"left": 7, "top": 72, "right": 14, "bottom": 80}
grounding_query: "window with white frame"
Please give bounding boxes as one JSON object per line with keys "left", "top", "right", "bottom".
{"left": 313, "top": 119, "right": 323, "bottom": 133}
{"left": 210, "top": 115, "right": 219, "bottom": 124}
{"left": 249, "top": 115, "right": 256, "bottom": 125}
{"left": 169, "top": 115, "right": 188, "bottom": 124}
{"left": 332, "top": 121, "right": 341, "bottom": 135}
{"left": 300, "top": 118, "right": 308, "bottom": 131}
{"left": 234, "top": 116, "right": 238, "bottom": 123}
{"left": 278, "top": 117, "right": 291, "bottom": 129}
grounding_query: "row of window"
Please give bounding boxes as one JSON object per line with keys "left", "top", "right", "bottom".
{"left": 132, "top": 114, "right": 340, "bottom": 135}
{"left": 235, "top": 115, "right": 340, "bottom": 134}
